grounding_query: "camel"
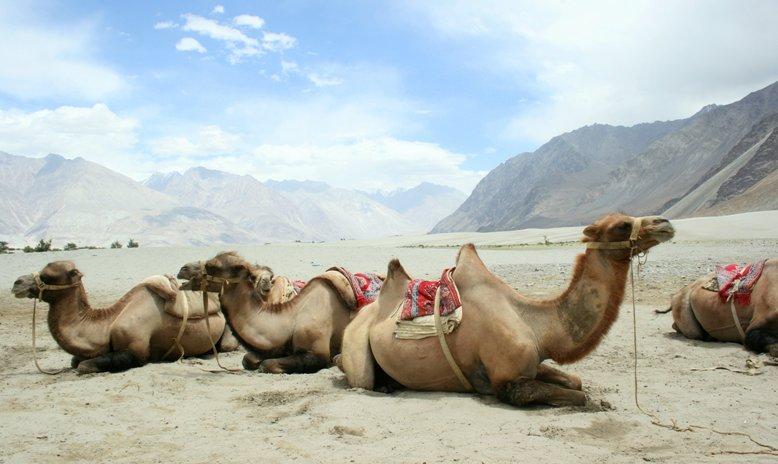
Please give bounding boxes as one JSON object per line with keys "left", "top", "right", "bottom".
{"left": 202, "top": 251, "right": 374, "bottom": 373}
{"left": 665, "top": 259, "right": 778, "bottom": 355}
{"left": 340, "top": 213, "right": 675, "bottom": 407}
{"left": 12, "top": 261, "right": 238, "bottom": 374}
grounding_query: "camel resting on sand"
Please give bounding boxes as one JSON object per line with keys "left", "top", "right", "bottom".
{"left": 340, "top": 213, "right": 675, "bottom": 407}
{"left": 666, "top": 259, "right": 778, "bottom": 355}
{"left": 202, "top": 251, "right": 370, "bottom": 374}
{"left": 12, "top": 261, "right": 238, "bottom": 374}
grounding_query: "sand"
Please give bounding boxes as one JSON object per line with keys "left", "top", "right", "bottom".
{"left": 1, "top": 213, "right": 777, "bottom": 463}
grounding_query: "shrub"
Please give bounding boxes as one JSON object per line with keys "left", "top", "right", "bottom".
{"left": 64, "top": 242, "right": 78, "bottom": 251}
{"left": 127, "top": 238, "right": 139, "bottom": 248}
{"left": 0, "top": 241, "right": 9, "bottom": 254}
{"left": 34, "top": 239, "right": 52, "bottom": 252}
{"left": 110, "top": 240, "right": 123, "bottom": 249}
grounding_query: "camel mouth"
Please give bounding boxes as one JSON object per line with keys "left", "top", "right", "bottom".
{"left": 644, "top": 223, "right": 675, "bottom": 242}
{"left": 12, "top": 286, "right": 33, "bottom": 298}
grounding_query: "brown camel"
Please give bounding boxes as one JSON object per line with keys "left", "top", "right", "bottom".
{"left": 666, "top": 259, "right": 778, "bottom": 355}
{"left": 202, "top": 251, "right": 365, "bottom": 373}
{"left": 12, "top": 261, "right": 237, "bottom": 374}
{"left": 340, "top": 213, "right": 675, "bottom": 407}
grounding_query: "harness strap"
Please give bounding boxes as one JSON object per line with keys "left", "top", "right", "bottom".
{"left": 586, "top": 217, "right": 643, "bottom": 250}
{"left": 30, "top": 272, "right": 82, "bottom": 375}
{"left": 432, "top": 287, "right": 473, "bottom": 391}
{"left": 162, "top": 292, "right": 189, "bottom": 361}
{"left": 199, "top": 277, "right": 241, "bottom": 372}
{"left": 728, "top": 297, "right": 746, "bottom": 342}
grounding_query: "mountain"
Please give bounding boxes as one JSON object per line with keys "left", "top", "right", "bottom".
{"left": 364, "top": 182, "right": 467, "bottom": 231}
{"left": 144, "top": 167, "right": 313, "bottom": 241}
{"left": 266, "top": 180, "right": 420, "bottom": 239}
{"left": 433, "top": 81, "right": 778, "bottom": 232}
{"left": 0, "top": 152, "right": 250, "bottom": 246}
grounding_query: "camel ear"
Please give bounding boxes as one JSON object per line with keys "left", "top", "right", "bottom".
{"left": 68, "top": 269, "right": 82, "bottom": 278}
{"left": 582, "top": 225, "right": 598, "bottom": 239}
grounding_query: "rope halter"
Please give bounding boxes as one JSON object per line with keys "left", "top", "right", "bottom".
{"left": 585, "top": 216, "right": 644, "bottom": 252}
{"left": 32, "top": 271, "right": 82, "bottom": 299}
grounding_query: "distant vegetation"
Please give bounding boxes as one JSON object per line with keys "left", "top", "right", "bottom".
{"left": 23, "top": 239, "right": 52, "bottom": 253}
{"left": 64, "top": 242, "right": 78, "bottom": 251}
{"left": 127, "top": 238, "right": 139, "bottom": 248}
{"left": 110, "top": 240, "right": 123, "bottom": 249}
{"left": 0, "top": 241, "right": 9, "bottom": 254}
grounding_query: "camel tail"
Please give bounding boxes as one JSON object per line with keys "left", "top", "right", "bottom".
{"left": 654, "top": 307, "right": 672, "bottom": 314}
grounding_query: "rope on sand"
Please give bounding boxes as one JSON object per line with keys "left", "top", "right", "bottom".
{"left": 628, "top": 255, "right": 778, "bottom": 456}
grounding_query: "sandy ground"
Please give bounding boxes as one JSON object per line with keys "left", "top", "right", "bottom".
{"left": 1, "top": 216, "right": 778, "bottom": 463}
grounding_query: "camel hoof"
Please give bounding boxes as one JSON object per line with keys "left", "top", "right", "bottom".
{"left": 568, "top": 375, "right": 583, "bottom": 391}
{"left": 242, "top": 353, "right": 262, "bottom": 370}
{"left": 768, "top": 344, "right": 778, "bottom": 358}
{"left": 257, "top": 360, "right": 284, "bottom": 374}
{"left": 76, "top": 362, "right": 100, "bottom": 375}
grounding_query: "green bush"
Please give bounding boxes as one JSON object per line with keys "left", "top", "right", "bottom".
{"left": 127, "top": 238, "right": 139, "bottom": 248}
{"left": 64, "top": 242, "right": 78, "bottom": 251}
{"left": 0, "top": 241, "right": 9, "bottom": 254}
{"left": 110, "top": 240, "right": 123, "bottom": 249}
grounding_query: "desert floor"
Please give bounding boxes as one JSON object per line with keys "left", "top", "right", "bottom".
{"left": 1, "top": 216, "right": 777, "bottom": 463}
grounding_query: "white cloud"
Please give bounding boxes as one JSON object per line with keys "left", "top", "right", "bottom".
{"left": 307, "top": 73, "right": 343, "bottom": 88}
{"left": 409, "top": 1, "right": 778, "bottom": 144}
{"left": 281, "top": 60, "right": 298, "bottom": 74}
{"left": 181, "top": 13, "right": 262, "bottom": 63}
{"left": 149, "top": 125, "right": 241, "bottom": 157}
{"left": 175, "top": 37, "right": 207, "bottom": 53}
{"left": 234, "top": 14, "right": 265, "bottom": 29}
{"left": 0, "top": 104, "right": 138, "bottom": 165}
{"left": 261, "top": 31, "right": 296, "bottom": 51}
{"left": 154, "top": 21, "right": 177, "bottom": 30}
{"left": 211, "top": 5, "right": 225, "bottom": 15}
{"left": 0, "top": 8, "right": 124, "bottom": 100}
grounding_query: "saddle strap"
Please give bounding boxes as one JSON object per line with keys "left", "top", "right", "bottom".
{"left": 433, "top": 287, "right": 473, "bottom": 391}
{"left": 728, "top": 298, "right": 746, "bottom": 342}
{"left": 162, "top": 294, "right": 189, "bottom": 360}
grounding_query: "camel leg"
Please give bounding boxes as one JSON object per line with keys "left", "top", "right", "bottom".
{"left": 744, "top": 328, "right": 778, "bottom": 354}
{"left": 217, "top": 324, "right": 240, "bottom": 352}
{"left": 71, "top": 356, "right": 85, "bottom": 369}
{"left": 497, "top": 378, "right": 586, "bottom": 407}
{"left": 242, "top": 351, "right": 264, "bottom": 370}
{"left": 257, "top": 352, "right": 328, "bottom": 374}
{"left": 536, "top": 363, "right": 582, "bottom": 391}
{"left": 76, "top": 351, "right": 143, "bottom": 374}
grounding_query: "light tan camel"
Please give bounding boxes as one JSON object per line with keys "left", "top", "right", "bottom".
{"left": 12, "top": 261, "right": 237, "bottom": 374}
{"left": 666, "top": 259, "right": 778, "bottom": 355}
{"left": 340, "top": 213, "right": 674, "bottom": 407}
{"left": 203, "top": 251, "right": 361, "bottom": 373}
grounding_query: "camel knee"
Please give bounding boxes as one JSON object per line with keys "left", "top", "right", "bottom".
{"left": 257, "top": 358, "right": 286, "bottom": 374}
{"left": 744, "top": 328, "right": 778, "bottom": 353}
{"left": 76, "top": 350, "right": 143, "bottom": 375}
{"left": 497, "top": 379, "right": 586, "bottom": 407}
{"left": 217, "top": 327, "right": 240, "bottom": 352}
{"left": 242, "top": 352, "right": 263, "bottom": 370}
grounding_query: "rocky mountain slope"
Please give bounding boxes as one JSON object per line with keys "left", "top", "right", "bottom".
{"left": 364, "top": 182, "right": 467, "bottom": 231}
{"left": 433, "top": 81, "right": 778, "bottom": 232}
{"left": 0, "top": 153, "right": 461, "bottom": 247}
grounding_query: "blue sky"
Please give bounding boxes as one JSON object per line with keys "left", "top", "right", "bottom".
{"left": 1, "top": 0, "right": 776, "bottom": 191}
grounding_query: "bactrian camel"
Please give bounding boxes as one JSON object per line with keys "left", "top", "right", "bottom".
{"left": 12, "top": 260, "right": 238, "bottom": 374}
{"left": 203, "top": 251, "right": 365, "bottom": 373}
{"left": 340, "top": 213, "right": 675, "bottom": 407}
{"left": 666, "top": 259, "right": 778, "bottom": 355}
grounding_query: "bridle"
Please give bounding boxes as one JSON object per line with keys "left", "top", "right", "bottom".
{"left": 29, "top": 271, "right": 82, "bottom": 375}
{"left": 585, "top": 216, "right": 644, "bottom": 252}
{"left": 32, "top": 271, "right": 82, "bottom": 298}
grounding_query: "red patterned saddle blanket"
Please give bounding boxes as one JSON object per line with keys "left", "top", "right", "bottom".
{"left": 704, "top": 260, "right": 767, "bottom": 305}
{"left": 329, "top": 267, "right": 384, "bottom": 310}
{"left": 291, "top": 280, "right": 306, "bottom": 294}
{"left": 399, "top": 268, "right": 461, "bottom": 321}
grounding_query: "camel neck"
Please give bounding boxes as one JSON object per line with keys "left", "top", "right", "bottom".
{"left": 540, "top": 251, "right": 629, "bottom": 364}
{"left": 219, "top": 283, "right": 297, "bottom": 352}
{"left": 45, "top": 284, "right": 120, "bottom": 358}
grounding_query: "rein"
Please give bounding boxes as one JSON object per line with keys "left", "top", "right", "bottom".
{"left": 626, "top": 252, "right": 778, "bottom": 456}
{"left": 30, "top": 272, "right": 81, "bottom": 375}
{"left": 198, "top": 273, "right": 242, "bottom": 373}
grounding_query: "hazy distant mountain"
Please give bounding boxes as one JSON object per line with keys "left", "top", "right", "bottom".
{"left": 0, "top": 152, "right": 249, "bottom": 247}
{"left": 266, "top": 180, "right": 421, "bottom": 239}
{"left": 144, "top": 167, "right": 313, "bottom": 241}
{"left": 433, "top": 81, "right": 778, "bottom": 232}
{"left": 365, "top": 182, "right": 467, "bottom": 231}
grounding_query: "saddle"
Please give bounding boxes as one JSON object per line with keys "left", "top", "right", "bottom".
{"left": 394, "top": 268, "right": 463, "bottom": 340}
{"left": 139, "top": 275, "right": 220, "bottom": 319}
{"left": 701, "top": 260, "right": 766, "bottom": 305}
{"left": 329, "top": 267, "right": 384, "bottom": 310}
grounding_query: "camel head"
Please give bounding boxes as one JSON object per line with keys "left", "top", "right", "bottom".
{"left": 204, "top": 251, "right": 274, "bottom": 296}
{"left": 582, "top": 213, "right": 674, "bottom": 259}
{"left": 12, "top": 261, "right": 83, "bottom": 301}
{"left": 177, "top": 260, "right": 205, "bottom": 286}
